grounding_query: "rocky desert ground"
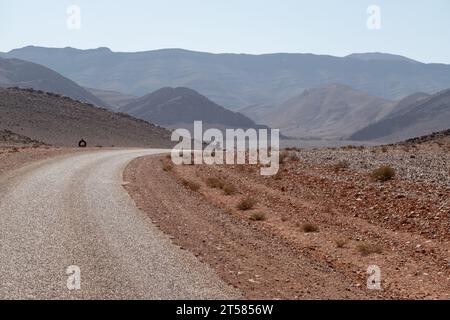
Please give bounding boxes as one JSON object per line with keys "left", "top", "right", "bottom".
{"left": 1, "top": 129, "right": 448, "bottom": 300}
{"left": 0, "top": 132, "right": 73, "bottom": 175}
{"left": 0, "top": 88, "right": 172, "bottom": 148}
{"left": 123, "top": 134, "right": 450, "bottom": 300}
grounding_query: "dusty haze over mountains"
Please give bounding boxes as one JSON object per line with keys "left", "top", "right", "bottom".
{"left": 120, "top": 87, "right": 267, "bottom": 131}
{"left": 0, "top": 56, "right": 109, "bottom": 108}
{"left": 351, "top": 89, "right": 450, "bottom": 142}
{"left": 257, "top": 84, "right": 395, "bottom": 139}
{"left": 3, "top": 46, "right": 450, "bottom": 110}
{"left": 1, "top": 46, "right": 450, "bottom": 144}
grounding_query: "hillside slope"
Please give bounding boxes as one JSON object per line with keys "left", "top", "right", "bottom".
{"left": 350, "top": 89, "right": 450, "bottom": 142}
{"left": 0, "top": 57, "right": 109, "bottom": 108}
{"left": 261, "top": 84, "right": 394, "bottom": 139}
{"left": 0, "top": 88, "right": 172, "bottom": 147}
{"left": 121, "top": 87, "right": 267, "bottom": 131}
{"left": 86, "top": 87, "right": 137, "bottom": 111}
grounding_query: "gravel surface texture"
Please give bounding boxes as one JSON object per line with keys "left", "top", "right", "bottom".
{"left": 0, "top": 149, "right": 239, "bottom": 299}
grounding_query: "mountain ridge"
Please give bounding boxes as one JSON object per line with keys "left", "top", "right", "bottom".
{"left": 0, "top": 56, "right": 109, "bottom": 108}
{"left": 350, "top": 88, "right": 450, "bottom": 142}
{"left": 120, "top": 87, "right": 269, "bottom": 132}
{"left": 260, "top": 83, "right": 394, "bottom": 139}
{"left": 0, "top": 87, "right": 172, "bottom": 147}
{"left": 5, "top": 46, "right": 450, "bottom": 109}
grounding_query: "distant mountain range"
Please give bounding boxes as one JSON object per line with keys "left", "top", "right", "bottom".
{"left": 1, "top": 47, "right": 449, "bottom": 144}
{"left": 0, "top": 87, "right": 171, "bottom": 147}
{"left": 0, "top": 54, "right": 271, "bottom": 136}
{"left": 120, "top": 87, "right": 268, "bottom": 132}
{"left": 0, "top": 57, "right": 109, "bottom": 108}
{"left": 350, "top": 89, "right": 450, "bottom": 142}
{"left": 345, "top": 52, "right": 419, "bottom": 64}
{"left": 253, "top": 83, "right": 450, "bottom": 142}
{"left": 86, "top": 87, "right": 137, "bottom": 111}
{"left": 4, "top": 46, "right": 450, "bottom": 110}
{"left": 257, "top": 84, "right": 395, "bottom": 139}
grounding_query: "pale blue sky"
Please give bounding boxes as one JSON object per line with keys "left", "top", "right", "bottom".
{"left": 1, "top": 0, "right": 449, "bottom": 63}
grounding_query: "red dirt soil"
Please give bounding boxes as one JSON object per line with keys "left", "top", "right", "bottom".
{"left": 123, "top": 146, "right": 449, "bottom": 300}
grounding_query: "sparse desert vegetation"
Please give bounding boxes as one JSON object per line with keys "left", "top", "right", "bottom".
{"left": 127, "top": 137, "right": 450, "bottom": 299}
{"left": 222, "top": 183, "right": 236, "bottom": 195}
{"left": 205, "top": 177, "right": 225, "bottom": 189}
{"left": 181, "top": 179, "right": 201, "bottom": 192}
{"left": 357, "top": 243, "right": 383, "bottom": 256}
{"left": 301, "top": 223, "right": 319, "bottom": 233}
{"left": 371, "top": 165, "right": 396, "bottom": 182}
{"left": 3, "top": 2, "right": 450, "bottom": 301}
{"left": 249, "top": 212, "right": 266, "bottom": 221}
{"left": 280, "top": 150, "right": 300, "bottom": 163}
{"left": 237, "top": 196, "right": 257, "bottom": 211}
{"left": 335, "top": 239, "right": 348, "bottom": 248}
{"left": 333, "top": 160, "right": 350, "bottom": 172}
{"left": 205, "top": 176, "right": 236, "bottom": 195}
{"left": 162, "top": 160, "right": 174, "bottom": 172}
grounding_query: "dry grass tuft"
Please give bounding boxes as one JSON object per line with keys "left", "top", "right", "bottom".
{"left": 237, "top": 196, "right": 257, "bottom": 211}
{"left": 333, "top": 160, "right": 350, "bottom": 173}
{"left": 280, "top": 150, "right": 300, "bottom": 163}
{"left": 371, "top": 166, "right": 395, "bottom": 182}
{"left": 301, "top": 223, "right": 319, "bottom": 233}
{"left": 206, "top": 177, "right": 225, "bottom": 189}
{"left": 222, "top": 183, "right": 236, "bottom": 195}
{"left": 335, "top": 239, "right": 348, "bottom": 248}
{"left": 357, "top": 243, "right": 383, "bottom": 256}
{"left": 249, "top": 212, "right": 266, "bottom": 221}
{"left": 181, "top": 179, "right": 201, "bottom": 192}
{"left": 205, "top": 177, "right": 236, "bottom": 195}
{"left": 162, "top": 160, "right": 174, "bottom": 172}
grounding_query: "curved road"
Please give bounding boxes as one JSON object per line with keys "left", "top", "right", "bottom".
{"left": 0, "top": 149, "right": 239, "bottom": 299}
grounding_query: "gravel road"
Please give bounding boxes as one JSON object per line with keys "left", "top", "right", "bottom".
{"left": 0, "top": 149, "right": 240, "bottom": 299}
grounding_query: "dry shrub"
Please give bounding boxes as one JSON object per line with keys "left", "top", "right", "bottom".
{"left": 273, "top": 170, "right": 283, "bottom": 180}
{"left": 162, "top": 161, "right": 174, "bottom": 172}
{"left": 357, "top": 243, "right": 383, "bottom": 256}
{"left": 333, "top": 160, "right": 350, "bottom": 173}
{"left": 288, "top": 152, "right": 300, "bottom": 162}
{"left": 181, "top": 179, "right": 200, "bottom": 192}
{"left": 249, "top": 212, "right": 266, "bottom": 221}
{"left": 279, "top": 150, "right": 290, "bottom": 163}
{"left": 371, "top": 166, "right": 395, "bottom": 182}
{"left": 280, "top": 150, "right": 299, "bottom": 163}
{"left": 206, "top": 176, "right": 236, "bottom": 195}
{"left": 206, "top": 177, "right": 225, "bottom": 189}
{"left": 335, "top": 239, "right": 348, "bottom": 248}
{"left": 237, "top": 196, "right": 257, "bottom": 211}
{"left": 301, "top": 223, "right": 319, "bottom": 233}
{"left": 222, "top": 183, "right": 236, "bottom": 195}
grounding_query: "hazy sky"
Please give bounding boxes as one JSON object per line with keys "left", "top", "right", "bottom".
{"left": 1, "top": 0, "right": 449, "bottom": 63}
